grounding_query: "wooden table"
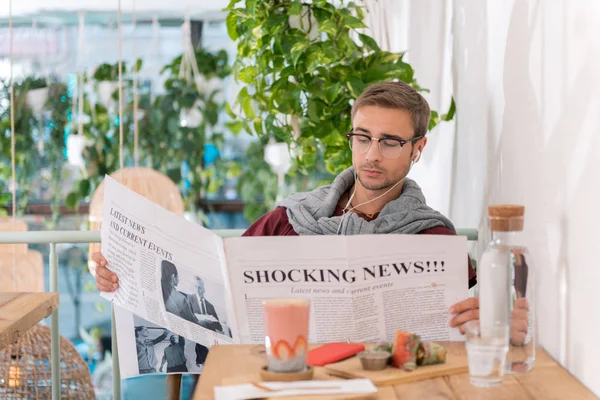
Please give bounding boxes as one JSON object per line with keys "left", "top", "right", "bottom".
{"left": 0, "top": 292, "right": 59, "bottom": 350}
{"left": 193, "top": 343, "right": 598, "bottom": 400}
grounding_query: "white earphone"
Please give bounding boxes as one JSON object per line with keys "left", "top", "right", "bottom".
{"left": 414, "top": 150, "right": 421, "bottom": 163}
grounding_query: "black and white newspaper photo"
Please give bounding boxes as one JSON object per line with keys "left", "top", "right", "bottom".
{"left": 160, "top": 259, "right": 232, "bottom": 338}
{"left": 114, "top": 306, "right": 211, "bottom": 379}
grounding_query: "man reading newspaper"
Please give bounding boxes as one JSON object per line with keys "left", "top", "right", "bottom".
{"left": 93, "top": 81, "right": 482, "bottom": 333}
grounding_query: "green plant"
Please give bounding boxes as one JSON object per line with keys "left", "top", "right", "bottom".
{"left": 225, "top": 0, "right": 455, "bottom": 220}
{"left": 93, "top": 63, "right": 127, "bottom": 82}
{"left": 43, "top": 82, "right": 72, "bottom": 226}
{"left": 67, "top": 50, "right": 234, "bottom": 218}
{"left": 65, "top": 71, "right": 130, "bottom": 210}
{"left": 0, "top": 79, "right": 40, "bottom": 214}
{"left": 20, "top": 76, "right": 48, "bottom": 90}
{"left": 146, "top": 49, "right": 232, "bottom": 212}
{"left": 232, "top": 138, "right": 279, "bottom": 221}
{"left": 0, "top": 77, "right": 71, "bottom": 222}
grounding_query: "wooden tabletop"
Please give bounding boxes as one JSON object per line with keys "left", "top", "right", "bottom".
{"left": 193, "top": 343, "right": 598, "bottom": 400}
{"left": 0, "top": 292, "right": 59, "bottom": 351}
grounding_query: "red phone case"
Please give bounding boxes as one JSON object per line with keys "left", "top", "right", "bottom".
{"left": 307, "top": 342, "right": 365, "bottom": 366}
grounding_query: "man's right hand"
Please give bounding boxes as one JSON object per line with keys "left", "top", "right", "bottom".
{"left": 92, "top": 252, "right": 119, "bottom": 292}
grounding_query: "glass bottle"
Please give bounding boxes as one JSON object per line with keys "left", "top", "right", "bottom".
{"left": 478, "top": 204, "right": 535, "bottom": 373}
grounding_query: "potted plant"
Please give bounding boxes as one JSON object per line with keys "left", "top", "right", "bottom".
{"left": 23, "top": 76, "right": 49, "bottom": 119}
{"left": 93, "top": 63, "right": 124, "bottom": 110}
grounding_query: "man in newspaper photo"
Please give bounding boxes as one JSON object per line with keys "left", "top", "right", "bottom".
{"left": 135, "top": 326, "right": 168, "bottom": 374}
{"left": 195, "top": 343, "right": 209, "bottom": 370}
{"left": 160, "top": 335, "right": 188, "bottom": 373}
{"left": 188, "top": 277, "right": 224, "bottom": 334}
{"left": 94, "top": 81, "right": 528, "bottom": 340}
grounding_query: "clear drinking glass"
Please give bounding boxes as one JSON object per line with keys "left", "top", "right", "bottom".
{"left": 263, "top": 298, "right": 310, "bottom": 373}
{"left": 465, "top": 320, "right": 509, "bottom": 388}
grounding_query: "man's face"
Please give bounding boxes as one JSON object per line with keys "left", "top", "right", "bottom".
{"left": 351, "top": 106, "right": 425, "bottom": 192}
{"left": 170, "top": 335, "right": 178, "bottom": 344}
{"left": 196, "top": 278, "right": 205, "bottom": 298}
{"left": 139, "top": 327, "right": 149, "bottom": 339}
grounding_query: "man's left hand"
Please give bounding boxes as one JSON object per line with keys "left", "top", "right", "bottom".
{"left": 449, "top": 297, "right": 479, "bottom": 334}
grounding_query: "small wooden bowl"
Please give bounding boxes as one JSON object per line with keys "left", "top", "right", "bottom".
{"left": 259, "top": 365, "right": 314, "bottom": 382}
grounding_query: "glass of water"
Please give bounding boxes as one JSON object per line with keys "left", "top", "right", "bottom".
{"left": 465, "top": 320, "right": 509, "bottom": 388}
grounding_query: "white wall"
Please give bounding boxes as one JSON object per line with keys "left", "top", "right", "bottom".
{"left": 452, "top": 0, "right": 600, "bottom": 395}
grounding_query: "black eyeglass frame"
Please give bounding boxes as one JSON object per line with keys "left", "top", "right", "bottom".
{"left": 345, "top": 131, "right": 424, "bottom": 158}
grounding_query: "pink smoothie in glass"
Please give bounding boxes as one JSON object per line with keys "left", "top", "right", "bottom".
{"left": 263, "top": 298, "right": 310, "bottom": 372}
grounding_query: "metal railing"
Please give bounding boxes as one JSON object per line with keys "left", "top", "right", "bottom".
{"left": 0, "top": 228, "right": 478, "bottom": 400}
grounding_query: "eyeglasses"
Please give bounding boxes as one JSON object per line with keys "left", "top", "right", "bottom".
{"left": 346, "top": 131, "right": 423, "bottom": 158}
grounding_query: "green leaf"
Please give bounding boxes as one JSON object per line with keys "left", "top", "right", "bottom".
{"left": 226, "top": 12, "right": 240, "bottom": 40}
{"left": 225, "top": 0, "right": 242, "bottom": 9}
{"left": 358, "top": 34, "right": 380, "bottom": 51}
{"left": 226, "top": 120, "right": 244, "bottom": 135}
{"left": 246, "top": 0, "right": 257, "bottom": 15}
{"left": 429, "top": 110, "right": 440, "bottom": 130}
{"left": 290, "top": 41, "right": 309, "bottom": 66}
{"left": 227, "top": 162, "right": 242, "bottom": 179}
{"left": 355, "top": 5, "right": 365, "bottom": 21}
{"left": 242, "top": 95, "right": 255, "bottom": 119}
{"left": 252, "top": 25, "right": 262, "bottom": 38}
{"left": 343, "top": 15, "right": 367, "bottom": 29}
{"left": 166, "top": 167, "right": 182, "bottom": 184}
{"left": 325, "top": 82, "right": 341, "bottom": 104}
{"left": 134, "top": 59, "right": 143, "bottom": 72}
{"left": 288, "top": 1, "right": 303, "bottom": 15}
{"left": 65, "top": 192, "right": 79, "bottom": 210}
{"left": 235, "top": 86, "right": 249, "bottom": 107}
{"left": 319, "top": 19, "right": 338, "bottom": 36}
{"left": 238, "top": 66, "right": 257, "bottom": 84}
{"left": 441, "top": 97, "right": 456, "bottom": 121}
{"left": 78, "top": 179, "right": 91, "bottom": 197}
{"left": 225, "top": 102, "right": 237, "bottom": 119}
{"left": 346, "top": 76, "right": 365, "bottom": 98}
{"left": 253, "top": 116, "right": 264, "bottom": 135}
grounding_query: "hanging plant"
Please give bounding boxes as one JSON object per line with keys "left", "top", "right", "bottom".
{"left": 225, "top": 0, "right": 456, "bottom": 221}
{"left": 0, "top": 78, "right": 41, "bottom": 214}
{"left": 146, "top": 49, "right": 233, "bottom": 212}
{"left": 66, "top": 50, "right": 234, "bottom": 217}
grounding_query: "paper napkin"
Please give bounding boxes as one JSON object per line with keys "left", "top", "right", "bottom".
{"left": 214, "top": 378, "right": 377, "bottom": 400}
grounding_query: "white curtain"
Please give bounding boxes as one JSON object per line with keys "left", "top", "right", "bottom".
{"left": 452, "top": 0, "right": 600, "bottom": 395}
{"left": 364, "top": 0, "right": 456, "bottom": 219}
{"left": 373, "top": 0, "right": 600, "bottom": 394}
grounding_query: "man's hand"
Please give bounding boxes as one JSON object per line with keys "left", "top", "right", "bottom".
{"left": 449, "top": 297, "right": 479, "bottom": 334}
{"left": 92, "top": 252, "right": 119, "bottom": 292}
{"left": 450, "top": 297, "right": 530, "bottom": 344}
{"left": 511, "top": 298, "right": 530, "bottom": 346}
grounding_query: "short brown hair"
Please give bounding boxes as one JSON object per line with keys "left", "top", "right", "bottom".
{"left": 351, "top": 81, "right": 431, "bottom": 138}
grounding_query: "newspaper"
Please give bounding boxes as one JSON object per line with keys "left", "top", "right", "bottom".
{"left": 100, "top": 176, "right": 469, "bottom": 378}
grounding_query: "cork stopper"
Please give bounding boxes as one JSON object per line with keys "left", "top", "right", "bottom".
{"left": 488, "top": 204, "right": 525, "bottom": 232}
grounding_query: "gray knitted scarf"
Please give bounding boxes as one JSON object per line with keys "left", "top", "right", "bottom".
{"left": 277, "top": 167, "right": 455, "bottom": 235}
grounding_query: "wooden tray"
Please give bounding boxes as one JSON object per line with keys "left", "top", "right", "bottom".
{"left": 323, "top": 341, "right": 469, "bottom": 386}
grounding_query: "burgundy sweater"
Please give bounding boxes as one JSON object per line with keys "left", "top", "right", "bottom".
{"left": 243, "top": 206, "right": 477, "bottom": 288}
